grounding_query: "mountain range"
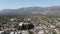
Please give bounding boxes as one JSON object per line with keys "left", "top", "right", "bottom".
{"left": 0, "top": 6, "right": 60, "bottom": 16}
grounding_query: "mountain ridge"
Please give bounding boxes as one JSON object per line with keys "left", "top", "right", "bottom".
{"left": 0, "top": 6, "right": 60, "bottom": 16}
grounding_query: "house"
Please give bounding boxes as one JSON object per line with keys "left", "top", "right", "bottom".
{"left": 22, "top": 30, "right": 29, "bottom": 34}
{"left": 38, "top": 30, "right": 44, "bottom": 34}
{"left": 0, "top": 31, "right": 4, "bottom": 34}
{"left": 10, "top": 32, "right": 14, "bottom": 34}
{"left": 51, "top": 25, "right": 55, "bottom": 28}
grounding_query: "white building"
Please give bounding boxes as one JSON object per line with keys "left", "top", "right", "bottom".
{"left": 22, "top": 30, "right": 29, "bottom": 34}
{"left": 0, "top": 31, "right": 4, "bottom": 34}
{"left": 51, "top": 25, "right": 55, "bottom": 28}
{"left": 10, "top": 32, "right": 14, "bottom": 34}
{"left": 19, "top": 22, "right": 24, "bottom": 26}
{"left": 38, "top": 30, "right": 44, "bottom": 34}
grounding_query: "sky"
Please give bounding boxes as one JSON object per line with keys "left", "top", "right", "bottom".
{"left": 0, "top": 0, "right": 60, "bottom": 10}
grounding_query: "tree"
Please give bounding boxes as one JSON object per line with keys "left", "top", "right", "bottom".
{"left": 14, "top": 23, "right": 19, "bottom": 30}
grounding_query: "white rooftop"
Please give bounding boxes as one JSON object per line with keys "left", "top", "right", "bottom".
{"left": 19, "top": 22, "right": 24, "bottom": 26}
{"left": 0, "top": 31, "right": 4, "bottom": 34}
{"left": 38, "top": 30, "right": 44, "bottom": 34}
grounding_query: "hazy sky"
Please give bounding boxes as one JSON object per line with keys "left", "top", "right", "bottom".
{"left": 0, "top": 0, "right": 60, "bottom": 10}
